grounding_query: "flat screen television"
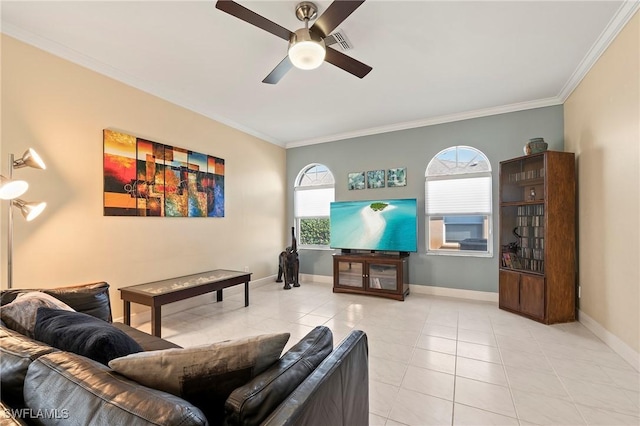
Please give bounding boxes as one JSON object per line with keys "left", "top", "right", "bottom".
{"left": 330, "top": 198, "right": 418, "bottom": 253}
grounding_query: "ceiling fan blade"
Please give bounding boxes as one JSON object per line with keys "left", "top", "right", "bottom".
{"left": 311, "top": 0, "right": 366, "bottom": 38}
{"left": 324, "top": 47, "right": 372, "bottom": 79}
{"left": 262, "top": 56, "right": 294, "bottom": 84}
{"left": 216, "top": 0, "right": 293, "bottom": 41}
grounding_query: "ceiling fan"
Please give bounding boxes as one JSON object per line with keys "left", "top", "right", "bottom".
{"left": 215, "top": 0, "right": 372, "bottom": 84}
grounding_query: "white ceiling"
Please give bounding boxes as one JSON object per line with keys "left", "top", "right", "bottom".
{"left": 2, "top": 1, "right": 638, "bottom": 148}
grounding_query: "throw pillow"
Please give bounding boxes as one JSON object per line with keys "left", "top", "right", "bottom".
{"left": 109, "top": 332, "right": 290, "bottom": 424}
{"left": 225, "top": 326, "right": 333, "bottom": 426}
{"left": 0, "top": 292, "right": 74, "bottom": 337}
{"left": 33, "top": 308, "right": 143, "bottom": 366}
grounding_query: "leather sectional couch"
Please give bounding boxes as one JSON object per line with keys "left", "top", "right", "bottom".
{"left": 0, "top": 282, "right": 369, "bottom": 425}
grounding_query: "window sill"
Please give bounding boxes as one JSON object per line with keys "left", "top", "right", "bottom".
{"left": 299, "top": 246, "right": 335, "bottom": 251}
{"left": 426, "top": 250, "right": 493, "bottom": 258}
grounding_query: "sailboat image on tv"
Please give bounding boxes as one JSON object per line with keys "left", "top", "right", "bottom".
{"left": 329, "top": 198, "right": 418, "bottom": 253}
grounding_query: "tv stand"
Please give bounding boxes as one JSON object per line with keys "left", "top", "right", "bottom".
{"left": 333, "top": 253, "right": 409, "bottom": 301}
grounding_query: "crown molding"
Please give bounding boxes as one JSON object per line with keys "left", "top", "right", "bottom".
{"left": 1, "top": 23, "right": 283, "bottom": 147}
{"left": 288, "top": 1, "right": 640, "bottom": 149}
{"left": 4, "top": 0, "right": 637, "bottom": 151}
{"left": 286, "top": 97, "right": 562, "bottom": 148}
{"left": 558, "top": 0, "right": 640, "bottom": 102}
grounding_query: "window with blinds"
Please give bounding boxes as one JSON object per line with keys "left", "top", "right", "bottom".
{"left": 294, "top": 164, "right": 335, "bottom": 247}
{"left": 425, "top": 146, "right": 492, "bottom": 256}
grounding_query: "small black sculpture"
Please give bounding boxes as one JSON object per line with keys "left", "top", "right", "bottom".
{"left": 276, "top": 227, "right": 299, "bottom": 290}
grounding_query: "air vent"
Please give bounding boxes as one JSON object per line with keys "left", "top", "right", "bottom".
{"left": 327, "top": 29, "right": 352, "bottom": 50}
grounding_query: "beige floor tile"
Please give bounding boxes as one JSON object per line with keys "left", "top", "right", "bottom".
{"left": 456, "top": 357, "right": 508, "bottom": 386}
{"left": 140, "top": 280, "right": 636, "bottom": 426}
{"left": 457, "top": 318, "right": 493, "bottom": 333}
{"left": 401, "top": 365, "right": 455, "bottom": 401}
{"left": 547, "top": 355, "right": 616, "bottom": 384}
{"left": 454, "top": 377, "right": 516, "bottom": 418}
{"left": 457, "top": 341, "right": 502, "bottom": 364}
{"left": 410, "top": 348, "right": 456, "bottom": 375}
{"left": 457, "top": 328, "right": 497, "bottom": 347}
{"left": 370, "top": 339, "right": 415, "bottom": 364}
{"left": 491, "top": 323, "right": 533, "bottom": 339}
{"left": 576, "top": 404, "right": 640, "bottom": 425}
{"left": 495, "top": 334, "right": 542, "bottom": 354}
{"left": 561, "top": 376, "right": 639, "bottom": 416}
{"left": 453, "top": 403, "right": 519, "bottom": 425}
{"left": 602, "top": 366, "right": 640, "bottom": 392}
{"left": 369, "top": 412, "right": 387, "bottom": 426}
{"left": 505, "top": 365, "right": 571, "bottom": 399}
{"left": 512, "top": 389, "right": 586, "bottom": 425}
{"left": 422, "top": 324, "right": 458, "bottom": 340}
{"left": 499, "top": 347, "right": 554, "bottom": 373}
{"left": 416, "top": 334, "right": 457, "bottom": 355}
{"left": 369, "top": 380, "right": 399, "bottom": 418}
{"left": 370, "top": 356, "right": 408, "bottom": 387}
{"left": 295, "top": 313, "right": 330, "bottom": 327}
{"left": 388, "top": 388, "right": 453, "bottom": 426}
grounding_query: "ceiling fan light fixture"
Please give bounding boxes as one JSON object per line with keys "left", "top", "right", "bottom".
{"left": 288, "top": 28, "right": 326, "bottom": 70}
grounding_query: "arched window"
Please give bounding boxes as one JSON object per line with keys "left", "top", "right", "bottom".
{"left": 294, "top": 164, "right": 335, "bottom": 247}
{"left": 425, "top": 146, "right": 492, "bottom": 255}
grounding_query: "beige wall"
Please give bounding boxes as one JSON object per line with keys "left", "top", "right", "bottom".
{"left": 564, "top": 12, "right": 639, "bottom": 354}
{"left": 1, "top": 35, "right": 287, "bottom": 319}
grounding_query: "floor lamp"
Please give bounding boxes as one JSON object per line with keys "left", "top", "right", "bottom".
{"left": 0, "top": 149, "right": 47, "bottom": 289}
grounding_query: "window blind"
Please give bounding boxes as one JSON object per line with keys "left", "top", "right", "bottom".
{"left": 425, "top": 176, "right": 491, "bottom": 215}
{"left": 294, "top": 187, "right": 334, "bottom": 217}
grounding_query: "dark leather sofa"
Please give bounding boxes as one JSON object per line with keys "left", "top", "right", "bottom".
{"left": 0, "top": 282, "right": 369, "bottom": 426}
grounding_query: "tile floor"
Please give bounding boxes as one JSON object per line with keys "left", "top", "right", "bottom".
{"left": 134, "top": 279, "right": 639, "bottom": 426}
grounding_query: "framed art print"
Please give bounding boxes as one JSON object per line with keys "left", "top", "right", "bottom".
{"left": 367, "top": 170, "right": 385, "bottom": 189}
{"left": 348, "top": 172, "right": 365, "bottom": 190}
{"left": 387, "top": 167, "right": 407, "bottom": 187}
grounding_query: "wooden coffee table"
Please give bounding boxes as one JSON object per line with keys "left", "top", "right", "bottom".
{"left": 120, "top": 269, "right": 252, "bottom": 337}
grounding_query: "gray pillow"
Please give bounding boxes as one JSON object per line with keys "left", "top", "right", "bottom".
{"left": 109, "top": 332, "right": 289, "bottom": 424}
{"left": 0, "top": 292, "right": 74, "bottom": 337}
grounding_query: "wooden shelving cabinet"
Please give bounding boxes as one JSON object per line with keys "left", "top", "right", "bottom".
{"left": 499, "top": 151, "right": 576, "bottom": 324}
{"left": 333, "top": 253, "right": 409, "bottom": 301}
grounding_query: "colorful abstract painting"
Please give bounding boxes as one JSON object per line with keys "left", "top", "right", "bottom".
{"left": 103, "top": 129, "right": 225, "bottom": 217}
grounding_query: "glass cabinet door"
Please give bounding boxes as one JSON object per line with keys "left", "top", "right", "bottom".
{"left": 336, "top": 261, "right": 363, "bottom": 288}
{"left": 500, "top": 154, "right": 546, "bottom": 275}
{"left": 368, "top": 263, "right": 398, "bottom": 291}
{"left": 500, "top": 154, "right": 545, "bottom": 203}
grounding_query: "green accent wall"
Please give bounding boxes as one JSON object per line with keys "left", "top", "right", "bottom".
{"left": 286, "top": 105, "right": 564, "bottom": 293}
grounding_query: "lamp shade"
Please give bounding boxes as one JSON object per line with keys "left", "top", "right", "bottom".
{"left": 288, "top": 28, "right": 325, "bottom": 70}
{"left": 0, "top": 176, "right": 29, "bottom": 200}
{"left": 13, "top": 148, "right": 46, "bottom": 170}
{"left": 13, "top": 199, "right": 47, "bottom": 221}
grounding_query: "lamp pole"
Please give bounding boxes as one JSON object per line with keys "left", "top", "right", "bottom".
{"left": 7, "top": 154, "right": 14, "bottom": 289}
{"left": 4, "top": 149, "right": 47, "bottom": 289}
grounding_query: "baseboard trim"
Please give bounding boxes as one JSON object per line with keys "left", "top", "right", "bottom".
{"left": 300, "top": 273, "right": 333, "bottom": 284}
{"left": 409, "top": 283, "right": 499, "bottom": 303}
{"left": 578, "top": 310, "right": 639, "bottom": 372}
{"left": 300, "top": 274, "right": 498, "bottom": 303}
{"left": 113, "top": 275, "right": 276, "bottom": 326}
